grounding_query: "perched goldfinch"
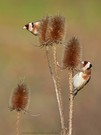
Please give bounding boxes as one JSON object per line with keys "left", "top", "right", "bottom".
{"left": 73, "top": 61, "right": 92, "bottom": 97}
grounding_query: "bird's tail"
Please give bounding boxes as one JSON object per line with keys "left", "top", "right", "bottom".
{"left": 73, "top": 89, "right": 79, "bottom": 99}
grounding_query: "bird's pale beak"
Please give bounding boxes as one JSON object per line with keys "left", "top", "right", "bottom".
{"left": 23, "top": 26, "right": 26, "bottom": 29}
{"left": 81, "top": 61, "right": 84, "bottom": 64}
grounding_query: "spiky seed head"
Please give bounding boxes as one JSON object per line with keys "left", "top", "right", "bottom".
{"left": 46, "top": 15, "right": 65, "bottom": 45}
{"left": 62, "top": 37, "right": 81, "bottom": 70}
{"left": 38, "top": 16, "right": 50, "bottom": 47}
{"left": 9, "top": 83, "right": 29, "bottom": 112}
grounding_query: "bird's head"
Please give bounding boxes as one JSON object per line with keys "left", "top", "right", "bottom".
{"left": 23, "top": 22, "right": 34, "bottom": 31}
{"left": 23, "top": 21, "right": 41, "bottom": 36}
{"left": 81, "top": 61, "right": 92, "bottom": 71}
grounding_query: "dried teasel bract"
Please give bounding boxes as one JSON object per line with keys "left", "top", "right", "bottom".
{"left": 46, "top": 15, "right": 65, "bottom": 45}
{"left": 62, "top": 37, "right": 81, "bottom": 70}
{"left": 9, "top": 83, "right": 29, "bottom": 112}
{"left": 38, "top": 16, "right": 50, "bottom": 47}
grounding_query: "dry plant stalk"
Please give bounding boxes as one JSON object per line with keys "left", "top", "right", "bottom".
{"left": 39, "top": 15, "right": 66, "bottom": 135}
{"left": 9, "top": 83, "right": 29, "bottom": 135}
{"left": 16, "top": 111, "right": 20, "bottom": 135}
{"left": 62, "top": 37, "right": 81, "bottom": 135}
{"left": 53, "top": 45, "right": 66, "bottom": 135}
{"left": 68, "top": 70, "right": 73, "bottom": 135}
{"left": 46, "top": 46, "right": 65, "bottom": 135}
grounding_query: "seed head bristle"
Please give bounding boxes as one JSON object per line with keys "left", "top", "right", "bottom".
{"left": 62, "top": 37, "right": 81, "bottom": 70}
{"left": 39, "top": 16, "right": 50, "bottom": 47}
{"left": 46, "top": 15, "right": 65, "bottom": 45}
{"left": 9, "top": 83, "right": 29, "bottom": 112}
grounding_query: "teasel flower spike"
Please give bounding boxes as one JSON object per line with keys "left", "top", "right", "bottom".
{"left": 62, "top": 37, "right": 81, "bottom": 70}
{"left": 46, "top": 15, "right": 65, "bottom": 45}
{"left": 62, "top": 37, "right": 81, "bottom": 135}
{"left": 38, "top": 16, "right": 50, "bottom": 47}
{"left": 39, "top": 15, "right": 66, "bottom": 135}
{"left": 9, "top": 83, "right": 29, "bottom": 135}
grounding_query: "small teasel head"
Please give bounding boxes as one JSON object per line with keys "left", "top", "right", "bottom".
{"left": 62, "top": 37, "right": 81, "bottom": 70}
{"left": 38, "top": 16, "right": 50, "bottom": 46}
{"left": 46, "top": 15, "right": 65, "bottom": 45}
{"left": 9, "top": 83, "right": 29, "bottom": 112}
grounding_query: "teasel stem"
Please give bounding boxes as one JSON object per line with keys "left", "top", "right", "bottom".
{"left": 38, "top": 14, "right": 66, "bottom": 134}
{"left": 52, "top": 45, "right": 66, "bottom": 135}
{"left": 16, "top": 111, "right": 20, "bottom": 135}
{"left": 62, "top": 37, "right": 81, "bottom": 135}
{"left": 68, "top": 69, "right": 74, "bottom": 135}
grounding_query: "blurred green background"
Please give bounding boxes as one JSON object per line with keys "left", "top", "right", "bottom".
{"left": 0, "top": 0, "right": 101, "bottom": 135}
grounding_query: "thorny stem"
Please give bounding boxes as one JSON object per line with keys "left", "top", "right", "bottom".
{"left": 16, "top": 112, "right": 20, "bottom": 135}
{"left": 45, "top": 46, "right": 66, "bottom": 135}
{"left": 68, "top": 70, "right": 74, "bottom": 135}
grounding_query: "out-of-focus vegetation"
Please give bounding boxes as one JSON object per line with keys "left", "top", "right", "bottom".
{"left": 0, "top": 0, "right": 101, "bottom": 135}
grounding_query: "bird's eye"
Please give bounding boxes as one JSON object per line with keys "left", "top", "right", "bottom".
{"left": 32, "top": 22, "right": 34, "bottom": 28}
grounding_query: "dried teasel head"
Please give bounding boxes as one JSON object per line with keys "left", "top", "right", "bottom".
{"left": 9, "top": 83, "right": 29, "bottom": 112}
{"left": 46, "top": 15, "right": 65, "bottom": 45}
{"left": 62, "top": 37, "right": 81, "bottom": 70}
{"left": 38, "top": 16, "right": 50, "bottom": 47}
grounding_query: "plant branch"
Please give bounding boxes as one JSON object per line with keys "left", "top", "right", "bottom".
{"left": 68, "top": 69, "right": 74, "bottom": 135}
{"left": 45, "top": 46, "right": 66, "bottom": 135}
{"left": 16, "top": 112, "right": 20, "bottom": 135}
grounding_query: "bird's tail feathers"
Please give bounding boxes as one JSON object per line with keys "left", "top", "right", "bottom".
{"left": 73, "top": 89, "right": 79, "bottom": 99}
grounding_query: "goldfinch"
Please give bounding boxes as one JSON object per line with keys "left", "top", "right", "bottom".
{"left": 73, "top": 61, "right": 92, "bottom": 97}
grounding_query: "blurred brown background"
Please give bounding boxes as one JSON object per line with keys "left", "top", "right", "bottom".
{"left": 0, "top": 0, "right": 101, "bottom": 135}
